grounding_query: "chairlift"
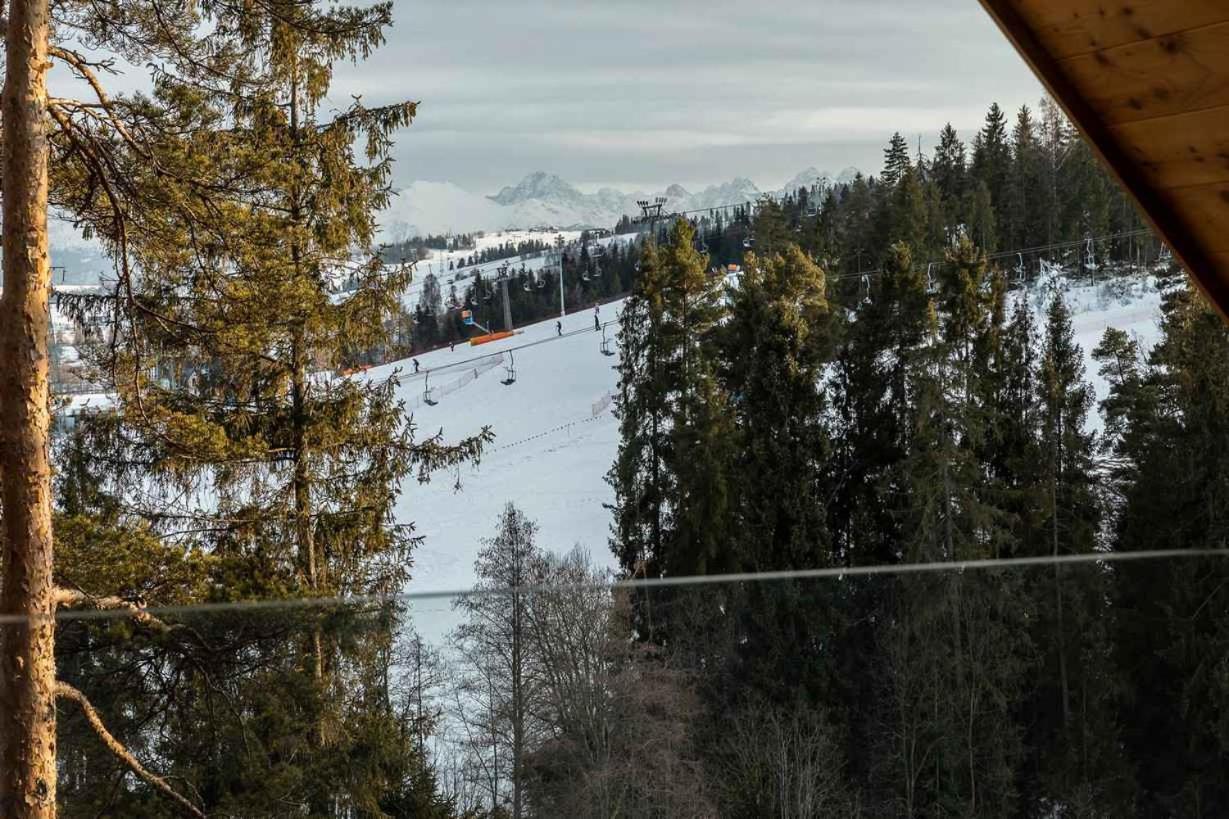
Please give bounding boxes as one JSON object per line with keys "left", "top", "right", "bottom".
{"left": 600, "top": 324, "right": 616, "bottom": 357}
{"left": 423, "top": 372, "right": 438, "bottom": 406}
{"left": 1084, "top": 237, "right": 1096, "bottom": 271}
{"left": 501, "top": 351, "right": 517, "bottom": 386}
{"left": 742, "top": 237, "right": 754, "bottom": 249}
{"left": 861, "top": 273, "right": 872, "bottom": 304}
{"left": 925, "top": 262, "right": 936, "bottom": 294}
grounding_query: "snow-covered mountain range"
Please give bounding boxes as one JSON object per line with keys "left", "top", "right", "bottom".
{"left": 34, "top": 166, "right": 865, "bottom": 283}
{"left": 377, "top": 166, "right": 861, "bottom": 243}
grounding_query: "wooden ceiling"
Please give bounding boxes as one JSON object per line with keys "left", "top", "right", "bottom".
{"left": 979, "top": 0, "right": 1229, "bottom": 318}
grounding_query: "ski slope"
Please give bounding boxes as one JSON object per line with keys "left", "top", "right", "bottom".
{"left": 359, "top": 303, "right": 625, "bottom": 617}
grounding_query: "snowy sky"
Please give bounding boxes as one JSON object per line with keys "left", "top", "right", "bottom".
{"left": 325, "top": 0, "right": 1045, "bottom": 193}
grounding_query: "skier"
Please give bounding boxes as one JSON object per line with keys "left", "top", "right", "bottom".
{"left": 449, "top": 340, "right": 455, "bottom": 353}
{"left": 556, "top": 320, "right": 562, "bottom": 336}
{"left": 593, "top": 304, "right": 600, "bottom": 332}
{"left": 413, "top": 358, "right": 420, "bottom": 374}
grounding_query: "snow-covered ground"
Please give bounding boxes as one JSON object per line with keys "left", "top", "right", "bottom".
{"left": 1021, "top": 267, "right": 1163, "bottom": 407}
{"left": 357, "top": 304, "right": 624, "bottom": 631}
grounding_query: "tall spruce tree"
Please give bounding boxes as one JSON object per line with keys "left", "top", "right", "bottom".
{"left": 882, "top": 131, "right": 912, "bottom": 188}
{"left": 932, "top": 123, "right": 968, "bottom": 230}
{"left": 1027, "top": 293, "right": 1129, "bottom": 809}
{"left": 971, "top": 103, "right": 1011, "bottom": 247}
{"left": 1099, "top": 273, "right": 1229, "bottom": 814}
{"left": 46, "top": 0, "right": 487, "bottom": 811}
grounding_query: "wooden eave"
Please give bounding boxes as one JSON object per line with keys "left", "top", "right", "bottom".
{"left": 979, "top": 0, "right": 1229, "bottom": 319}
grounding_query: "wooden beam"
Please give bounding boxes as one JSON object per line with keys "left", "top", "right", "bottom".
{"left": 1016, "top": 0, "right": 1228, "bottom": 59}
{"left": 978, "top": 0, "right": 1229, "bottom": 320}
{"left": 1059, "top": 22, "right": 1229, "bottom": 126}
{"left": 1110, "top": 106, "right": 1229, "bottom": 191}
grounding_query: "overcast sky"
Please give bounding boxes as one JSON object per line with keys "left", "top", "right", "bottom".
{"left": 323, "top": 0, "right": 1045, "bottom": 194}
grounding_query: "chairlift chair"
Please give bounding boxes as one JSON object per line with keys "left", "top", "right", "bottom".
{"left": 600, "top": 324, "right": 616, "bottom": 357}
{"left": 423, "top": 372, "right": 438, "bottom": 406}
{"left": 501, "top": 351, "right": 517, "bottom": 386}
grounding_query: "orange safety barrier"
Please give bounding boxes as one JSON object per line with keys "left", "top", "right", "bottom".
{"left": 469, "top": 330, "right": 515, "bottom": 347}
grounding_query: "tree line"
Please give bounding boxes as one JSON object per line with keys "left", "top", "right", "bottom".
{"left": 428, "top": 105, "right": 1222, "bottom": 816}
{"left": 593, "top": 217, "right": 1226, "bottom": 815}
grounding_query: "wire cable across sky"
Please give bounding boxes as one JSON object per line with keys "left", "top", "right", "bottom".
{"left": 6, "top": 548, "right": 1223, "bottom": 625}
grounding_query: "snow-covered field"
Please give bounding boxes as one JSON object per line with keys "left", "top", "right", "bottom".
{"left": 1020, "top": 266, "right": 1163, "bottom": 407}
{"left": 367, "top": 304, "right": 623, "bottom": 591}
{"left": 357, "top": 303, "right": 624, "bottom": 631}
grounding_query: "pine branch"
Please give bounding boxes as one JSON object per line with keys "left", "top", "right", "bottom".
{"left": 48, "top": 45, "right": 148, "bottom": 158}
{"left": 53, "top": 587, "right": 216, "bottom": 652}
{"left": 56, "top": 681, "right": 207, "bottom": 818}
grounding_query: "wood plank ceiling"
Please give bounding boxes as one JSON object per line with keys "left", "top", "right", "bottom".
{"left": 978, "top": 0, "right": 1229, "bottom": 318}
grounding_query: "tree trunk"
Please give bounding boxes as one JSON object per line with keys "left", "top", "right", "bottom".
{"left": 0, "top": 0, "right": 56, "bottom": 811}
{"left": 511, "top": 584, "right": 523, "bottom": 819}
{"left": 1052, "top": 444, "right": 1071, "bottom": 729}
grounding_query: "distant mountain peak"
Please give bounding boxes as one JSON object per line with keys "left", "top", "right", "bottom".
{"left": 381, "top": 166, "right": 864, "bottom": 239}
{"left": 836, "top": 166, "right": 861, "bottom": 185}
{"left": 489, "top": 171, "right": 583, "bottom": 206}
{"left": 780, "top": 166, "right": 833, "bottom": 194}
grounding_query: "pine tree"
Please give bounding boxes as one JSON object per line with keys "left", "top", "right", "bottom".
{"left": 44, "top": 0, "right": 489, "bottom": 810}
{"left": 1099, "top": 274, "right": 1229, "bottom": 814}
{"left": 971, "top": 103, "right": 1011, "bottom": 248}
{"left": 1007, "top": 105, "right": 1044, "bottom": 252}
{"left": 882, "top": 131, "right": 912, "bottom": 188}
{"left": 1026, "top": 293, "right": 1129, "bottom": 808}
{"left": 720, "top": 244, "right": 831, "bottom": 570}
{"left": 608, "top": 240, "right": 671, "bottom": 588}
{"left": 608, "top": 219, "right": 731, "bottom": 646}
{"left": 932, "top": 123, "right": 968, "bottom": 234}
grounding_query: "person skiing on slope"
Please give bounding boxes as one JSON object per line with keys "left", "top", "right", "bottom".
{"left": 556, "top": 320, "right": 562, "bottom": 336}
{"left": 412, "top": 358, "right": 420, "bottom": 374}
{"left": 593, "top": 304, "right": 600, "bottom": 331}
{"left": 449, "top": 340, "right": 455, "bottom": 353}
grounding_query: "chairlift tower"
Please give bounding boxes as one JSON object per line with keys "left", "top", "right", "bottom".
{"left": 554, "top": 234, "right": 566, "bottom": 319}
{"left": 636, "top": 196, "right": 668, "bottom": 241}
{"left": 496, "top": 262, "right": 513, "bottom": 332}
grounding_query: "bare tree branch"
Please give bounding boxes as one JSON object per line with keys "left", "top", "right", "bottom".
{"left": 55, "top": 681, "right": 207, "bottom": 818}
